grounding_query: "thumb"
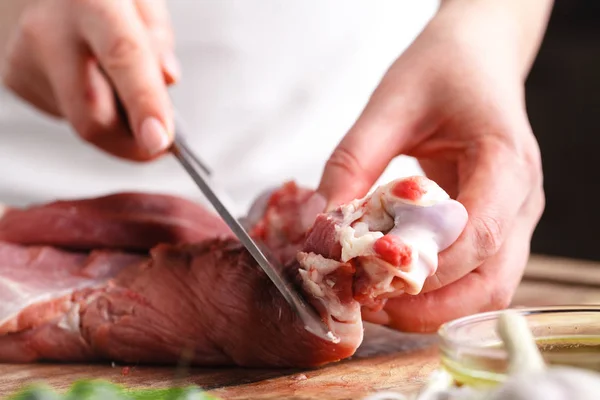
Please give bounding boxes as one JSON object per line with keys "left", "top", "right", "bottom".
{"left": 135, "top": 0, "right": 180, "bottom": 84}
{"left": 317, "top": 77, "right": 426, "bottom": 210}
{"left": 428, "top": 136, "right": 537, "bottom": 293}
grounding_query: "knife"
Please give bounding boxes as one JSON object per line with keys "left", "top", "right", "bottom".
{"left": 170, "top": 117, "right": 338, "bottom": 344}
{"left": 109, "top": 78, "right": 337, "bottom": 343}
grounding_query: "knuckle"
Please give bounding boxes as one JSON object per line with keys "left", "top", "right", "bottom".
{"left": 522, "top": 144, "right": 543, "bottom": 185}
{"left": 488, "top": 285, "right": 513, "bottom": 311}
{"left": 535, "top": 187, "right": 546, "bottom": 219}
{"left": 520, "top": 138, "right": 546, "bottom": 222}
{"left": 120, "top": 86, "right": 159, "bottom": 118}
{"left": 471, "top": 215, "right": 503, "bottom": 263}
{"left": 149, "top": 26, "right": 174, "bottom": 49}
{"left": 325, "top": 146, "right": 369, "bottom": 181}
{"left": 17, "top": 9, "right": 46, "bottom": 43}
{"left": 528, "top": 184, "right": 546, "bottom": 224}
{"left": 103, "top": 34, "right": 142, "bottom": 70}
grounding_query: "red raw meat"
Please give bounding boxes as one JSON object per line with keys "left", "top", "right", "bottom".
{"left": 0, "top": 193, "right": 232, "bottom": 251}
{"left": 0, "top": 177, "right": 467, "bottom": 367}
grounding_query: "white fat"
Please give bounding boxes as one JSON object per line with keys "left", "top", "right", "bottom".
{"left": 299, "top": 271, "right": 324, "bottom": 297}
{"left": 0, "top": 276, "right": 109, "bottom": 334}
{"left": 417, "top": 179, "right": 451, "bottom": 206}
{"left": 0, "top": 275, "right": 25, "bottom": 299}
{"left": 340, "top": 191, "right": 394, "bottom": 231}
{"left": 57, "top": 302, "right": 81, "bottom": 333}
{"left": 0, "top": 289, "right": 74, "bottom": 333}
{"left": 362, "top": 191, "right": 394, "bottom": 231}
{"left": 339, "top": 198, "right": 366, "bottom": 222}
{"left": 338, "top": 224, "right": 383, "bottom": 263}
{"left": 306, "top": 254, "right": 342, "bottom": 276}
{"left": 299, "top": 176, "right": 465, "bottom": 327}
{"left": 344, "top": 229, "right": 440, "bottom": 298}
{"left": 298, "top": 253, "right": 360, "bottom": 324}
{"left": 361, "top": 262, "right": 398, "bottom": 298}
{"left": 337, "top": 194, "right": 393, "bottom": 263}
{"left": 0, "top": 204, "right": 6, "bottom": 219}
{"left": 325, "top": 331, "right": 340, "bottom": 343}
{"left": 386, "top": 229, "right": 439, "bottom": 294}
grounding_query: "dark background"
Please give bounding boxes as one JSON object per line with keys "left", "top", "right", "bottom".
{"left": 528, "top": 1, "right": 600, "bottom": 260}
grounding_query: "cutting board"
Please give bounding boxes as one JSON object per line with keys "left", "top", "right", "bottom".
{"left": 2, "top": 255, "right": 600, "bottom": 399}
{"left": 0, "top": 324, "right": 440, "bottom": 400}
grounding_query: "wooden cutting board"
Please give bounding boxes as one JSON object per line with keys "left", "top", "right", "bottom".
{"left": 0, "top": 324, "right": 440, "bottom": 399}
{"left": 2, "top": 255, "right": 600, "bottom": 399}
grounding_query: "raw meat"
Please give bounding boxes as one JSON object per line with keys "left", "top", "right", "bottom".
{"left": 0, "top": 177, "right": 467, "bottom": 367}
{"left": 298, "top": 176, "right": 467, "bottom": 326}
{"left": 0, "top": 193, "right": 232, "bottom": 251}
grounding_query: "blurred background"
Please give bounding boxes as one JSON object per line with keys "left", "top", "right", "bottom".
{"left": 528, "top": 0, "right": 600, "bottom": 261}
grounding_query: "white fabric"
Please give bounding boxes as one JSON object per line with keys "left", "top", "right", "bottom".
{"left": 0, "top": 0, "right": 438, "bottom": 214}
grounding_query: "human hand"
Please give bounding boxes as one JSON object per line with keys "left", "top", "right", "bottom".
{"left": 318, "top": 0, "right": 552, "bottom": 332}
{"left": 1, "top": 0, "right": 178, "bottom": 161}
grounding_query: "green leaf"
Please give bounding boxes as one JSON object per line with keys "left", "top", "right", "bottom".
{"left": 7, "top": 385, "right": 61, "bottom": 400}
{"left": 126, "top": 387, "right": 217, "bottom": 400}
{"left": 65, "top": 380, "right": 127, "bottom": 400}
{"left": 7, "top": 380, "right": 219, "bottom": 400}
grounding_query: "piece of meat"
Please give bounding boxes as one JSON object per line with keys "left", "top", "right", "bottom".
{"left": 0, "top": 242, "right": 143, "bottom": 335}
{"left": 248, "top": 182, "right": 327, "bottom": 266}
{"left": 0, "top": 184, "right": 359, "bottom": 367}
{"left": 0, "top": 176, "right": 467, "bottom": 367}
{"left": 299, "top": 176, "right": 468, "bottom": 320}
{"left": 0, "top": 240, "right": 360, "bottom": 367}
{"left": 0, "top": 193, "right": 232, "bottom": 251}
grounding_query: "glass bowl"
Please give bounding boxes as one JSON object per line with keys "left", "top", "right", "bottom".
{"left": 437, "top": 306, "right": 600, "bottom": 388}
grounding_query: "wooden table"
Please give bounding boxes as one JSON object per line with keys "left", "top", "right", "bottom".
{"left": 1, "top": 254, "right": 600, "bottom": 399}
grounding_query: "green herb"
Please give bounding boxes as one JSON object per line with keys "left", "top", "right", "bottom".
{"left": 7, "top": 380, "right": 218, "bottom": 400}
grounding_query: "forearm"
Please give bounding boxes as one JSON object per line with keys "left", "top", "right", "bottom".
{"left": 435, "top": 0, "right": 554, "bottom": 80}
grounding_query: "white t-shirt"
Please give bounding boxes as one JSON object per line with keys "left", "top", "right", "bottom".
{"left": 0, "top": 0, "right": 438, "bottom": 215}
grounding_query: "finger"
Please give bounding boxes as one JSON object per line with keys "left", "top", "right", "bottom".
{"left": 380, "top": 202, "right": 539, "bottom": 333}
{"left": 75, "top": 0, "right": 173, "bottom": 157}
{"left": 420, "top": 138, "right": 534, "bottom": 293}
{"left": 134, "top": 0, "right": 180, "bottom": 84}
{"left": 0, "top": 12, "right": 61, "bottom": 117}
{"left": 82, "top": 63, "right": 164, "bottom": 160}
{"left": 37, "top": 25, "right": 155, "bottom": 161}
{"left": 317, "top": 74, "right": 431, "bottom": 209}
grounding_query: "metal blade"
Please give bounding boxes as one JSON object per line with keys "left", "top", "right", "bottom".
{"left": 171, "top": 137, "right": 338, "bottom": 343}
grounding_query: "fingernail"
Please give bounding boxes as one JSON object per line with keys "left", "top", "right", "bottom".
{"left": 140, "top": 117, "right": 170, "bottom": 155}
{"left": 162, "top": 52, "right": 181, "bottom": 84}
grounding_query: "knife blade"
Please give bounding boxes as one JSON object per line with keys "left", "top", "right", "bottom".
{"left": 100, "top": 78, "right": 337, "bottom": 342}
{"left": 170, "top": 127, "right": 338, "bottom": 344}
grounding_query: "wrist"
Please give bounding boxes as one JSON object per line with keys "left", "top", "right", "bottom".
{"left": 433, "top": 0, "right": 554, "bottom": 81}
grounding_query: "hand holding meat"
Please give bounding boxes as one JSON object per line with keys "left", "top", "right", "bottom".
{"left": 0, "top": 0, "right": 177, "bottom": 160}
{"left": 0, "top": 177, "right": 466, "bottom": 366}
{"left": 318, "top": 0, "right": 551, "bottom": 332}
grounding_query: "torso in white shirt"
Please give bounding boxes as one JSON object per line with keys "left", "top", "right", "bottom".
{"left": 0, "top": 0, "right": 438, "bottom": 214}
